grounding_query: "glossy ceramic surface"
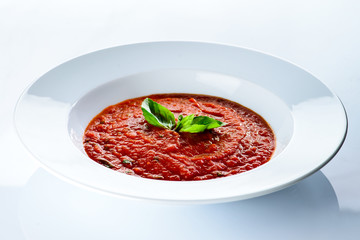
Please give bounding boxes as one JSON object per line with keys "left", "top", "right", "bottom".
{"left": 15, "top": 42, "right": 347, "bottom": 203}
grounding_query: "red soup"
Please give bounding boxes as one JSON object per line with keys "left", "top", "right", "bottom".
{"left": 83, "top": 94, "right": 275, "bottom": 181}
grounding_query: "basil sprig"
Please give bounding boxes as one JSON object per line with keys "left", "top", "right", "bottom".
{"left": 141, "top": 98, "right": 176, "bottom": 130}
{"left": 141, "top": 98, "right": 226, "bottom": 133}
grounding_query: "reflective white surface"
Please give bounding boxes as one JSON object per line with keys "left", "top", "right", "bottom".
{"left": 1, "top": 0, "right": 360, "bottom": 239}
{"left": 18, "top": 169, "right": 341, "bottom": 240}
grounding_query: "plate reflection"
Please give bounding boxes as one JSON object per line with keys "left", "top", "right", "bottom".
{"left": 18, "top": 169, "right": 338, "bottom": 240}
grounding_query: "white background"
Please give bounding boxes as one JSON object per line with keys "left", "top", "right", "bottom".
{"left": 1, "top": 0, "right": 360, "bottom": 239}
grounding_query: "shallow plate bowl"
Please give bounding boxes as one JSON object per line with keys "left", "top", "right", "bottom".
{"left": 15, "top": 42, "right": 347, "bottom": 204}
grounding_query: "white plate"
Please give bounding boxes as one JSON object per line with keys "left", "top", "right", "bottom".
{"left": 15, "top": 41, "right": 347, "bottom": 204}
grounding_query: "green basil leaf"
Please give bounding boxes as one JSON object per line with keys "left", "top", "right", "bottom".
{"left": 179, "top": 124, "right": 208, "bottom": 133}
{"left": 177, "top": 115, "right": 226, "bottom": 133}
{"left": 174, "top": 114, "right": 194, "bottom": 131}
{"left": 141, "top": 98, "right": 176, "bottom": 129}
{"left": 192, "top": 116, "right": 227, "bottom": 129}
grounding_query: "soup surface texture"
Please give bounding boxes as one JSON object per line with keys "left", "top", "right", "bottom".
{"left": 83, "top": 94, "right": 275, "bottom": 181}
